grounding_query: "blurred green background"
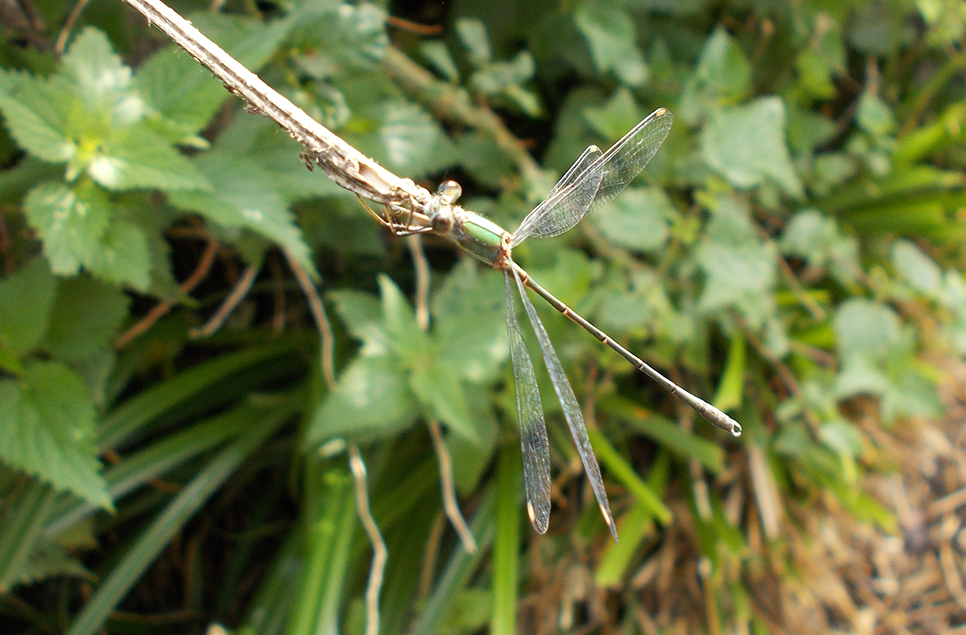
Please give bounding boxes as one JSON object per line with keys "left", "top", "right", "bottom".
{"left": 1, "top": 0, "right": 964, "bottom": 633}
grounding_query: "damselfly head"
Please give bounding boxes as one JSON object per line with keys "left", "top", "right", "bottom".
{"left": 437, "top": 180, "right": 462, "bottom": 204}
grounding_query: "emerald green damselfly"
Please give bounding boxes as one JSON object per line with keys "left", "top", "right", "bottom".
{"left": 380, "top": 108, "right": 740, "bottom": 541}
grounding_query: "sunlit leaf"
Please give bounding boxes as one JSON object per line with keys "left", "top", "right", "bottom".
{"left": 700, "top": 97, "right": 804, "bottom": 197}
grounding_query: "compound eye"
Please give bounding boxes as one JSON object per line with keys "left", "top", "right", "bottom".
{"left": 437, "top": 180, "right": 462, "bottom": 204}
{"left": 431, "top": 209, "right": 454, "bottom": 234}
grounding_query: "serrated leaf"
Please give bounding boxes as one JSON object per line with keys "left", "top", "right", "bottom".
{"left": 0, "top": 258, "right": 56, "bottom": 355}
{"left": 212, "top": 116, "right": 344, "bottom": 201}
{"left": 137, "top": 14, "right": 297, "bottom": 137}
{"left": 167, "top": 153, "right": 315, "bottom": 277}
{"left": 24, "top": 182, "right": 110, "bottom": 276}
{"left": 700, "top": 97, "right": 804, "bottom": 198}
{"left": 87, "top": 124, "right": 208, "bottom": 192}
{"left": 305, "top": 355, "right": 417, "bottom": 444}
{"left": 410, "top": 361, "right": 478, "bottom": 442}
{"left": 377, "top": 275, "right": 427, "bottom": 361}
{"left": 695, "top": 197, "right": 777, "bottom": 324}
{"left": 592, "top": 187, "right": 674, "bottom": 253}
{"left": 61, "top": 29, "right": 144, "bottom": 130}
{"left": 678, "top": 28, "right": 752, "bottom": 122}
{"left": 433, "top": 260, "right": 507, "bottom": 383}
{"left": 330, "top": 289, "right": 390, "bottom": 355}
{"left": 574, "top": 2, "right": 648, "bottom": 86}
{"left": 347, "top": 101, "right": 457, "bottom": 179}
{"left": 0, "top": 69, "right": 75, "bottom": 163}
{"left": 0, "top": 361, "right": 111, "bottom": 509}
{"left": 43, "top": 276, "right": 130, "bottom": 361}
{"left": 85, "top": 219, "right": 152, "bottom": 291}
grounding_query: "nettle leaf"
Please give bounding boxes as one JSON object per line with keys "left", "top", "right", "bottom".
{"left": 86, "top": 219, "right": 152, "bottom": 291}
{"left": 43, "top": 275, "right": 130, "bottom": 361}
{"left": 593, "top": 187, "right": 675, "bottom": 253}
{"left": 410, "top": 361, "right": 478, "bottom": 442}
{"left": 695, "top": 196, "right": 777, "bottom": 326}
{"left": 574, "top": 2, "right": 648, "bottom": 86}
{"left": 61, "top": 28, "right": 144, "bottom": 131}
{"left": 24, "top": 182, "right": 152, "bottom": 291}
{"left": 306, "top": 355, "right": 417, "bottom": 445}
{"left": 781, "top": 209, "right": 861, "bottom": 284}
{"left": 0, "top": 257, "right": 56, "bottom": 356}
{"left": 377, "top": 275, "right": 427, "bottom": 362}
{"left": 700, "top": 97, "right": 804, "bottom": 198}
{"left": 25, "top": 182, "right": 110, "bottom": 276}
{"left": 293, "top": 3, "right": 388, "bottom": 75}
{"left": 679, "top": 28, "right": 752, "bottom": 122}
{"left": 433, "top": 260, "right": 507, "bottom": 384}
{"left": 0, "top": 69, "right": 75, "bottom": 163}
{"left": 833, "top": 299, "right": 900, "bottom": 363}
{"left": 167, "top": 152, "right": 315, "bottom": 277}
{"left": 346, "top": 101, "right": 457, "bottom": 179}
{"left": 330, "top": 289, "right": 391, "bottom": 356}
{"left": 583, "top": 88, "right": 642, "bottom": 141}
{"left": 137, "top": 13, "right": 296, "bottom": 138}
{"left": 420, "top": 41, "right": 460, "bottom": 83}
{"left": 87, "top": 123, "right": 207, "bottom": 192}
{"left": 0, "top": 361, "right": 111, "bottom": 509}
{"left": 214, "top": 115, "right": 344, "bottom": 201}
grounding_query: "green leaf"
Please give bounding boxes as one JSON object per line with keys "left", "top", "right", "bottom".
{"left": 455, "top": 18, "right": 491, "bottom": 65}
{"left": 345, "top": 101, "right": 457, "bottom": 179}
{"left": 306, "top": 355, "right": 417, "bottom": 444}
{"left": 573, "top": 2, "right": 648, "bottom": 86}
{"left": 410, "top": 361, "right": 478, "bottom": 442}
{"left": 695, "top": 196, "right": 777, "bottom": 324}
{"left": 86, "top": 219, "right": 152, "bottom": 291}
{"left": 0, "top": 361, "right": 111, "bottom": 509}
{"left": 892, "top": 240, "right": 942, "bottom": 295}
{"left": 592, "top": 187, "right": 674, "bottom": 253}
{"left": 87, "top": 124, "right": 208, "bottom": 192}
{"left": 700, "top": 97, "right": 804, "bottom": 198}
{"left": 377, "top": 275, "right": 427, "bottom": 361}
{"left": 0, "top": 258, "right": 56, "bottom": 355}
{"left": 137, "top": 14, "right": 298, "bottom": 138}
{"left": 583, "top": 88, "right": 642, "bottom": 141}
{"left": 167, "top": 152, "right": 315, "bottom": 277}
{"left": 857, "top": 92, "right": 895, "bottom": 138}
{"left": 678, "top": 28, "right": 752, "bottom": 122}
{"left": 330, "top": 289, "right": 390, "bottom": 355}
{"left": 420, "top": 41, "right": 460, "bottom": 83}
{"left": 780, "top": 209, "right": 861, "bottom": 284}
{"left": 43, "top": 276, "right": 129, "bottom": 361}
{"left": 833, "top": 299, "right": 900, "bottom": 362}
{"left": 60, "top": 28, "right": 144, "bottom": 130}
{"left": 433, "top": 260, "right": 507, "bottom": 384}
{"left": 0, "top": 69, "right": 75, "bottom": 163}
{"left": 24, "top": 182, "right": 110, "bottom": 277}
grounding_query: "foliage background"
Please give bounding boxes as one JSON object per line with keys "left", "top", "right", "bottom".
{"left": 1, "top": 0, "right": 965, "bottom": 633}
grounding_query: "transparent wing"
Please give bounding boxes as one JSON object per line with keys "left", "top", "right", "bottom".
{"left": 545, "top": 144, "right": 602, "bottom": 200}
{"left": 505, "top": 271, "right": 552, "bottom": 534}
{"left": 512, "top": 268, "right": 618, "bottom": 542}
{"left": 511, "top": 108, "right": 674, "bottom": 248}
